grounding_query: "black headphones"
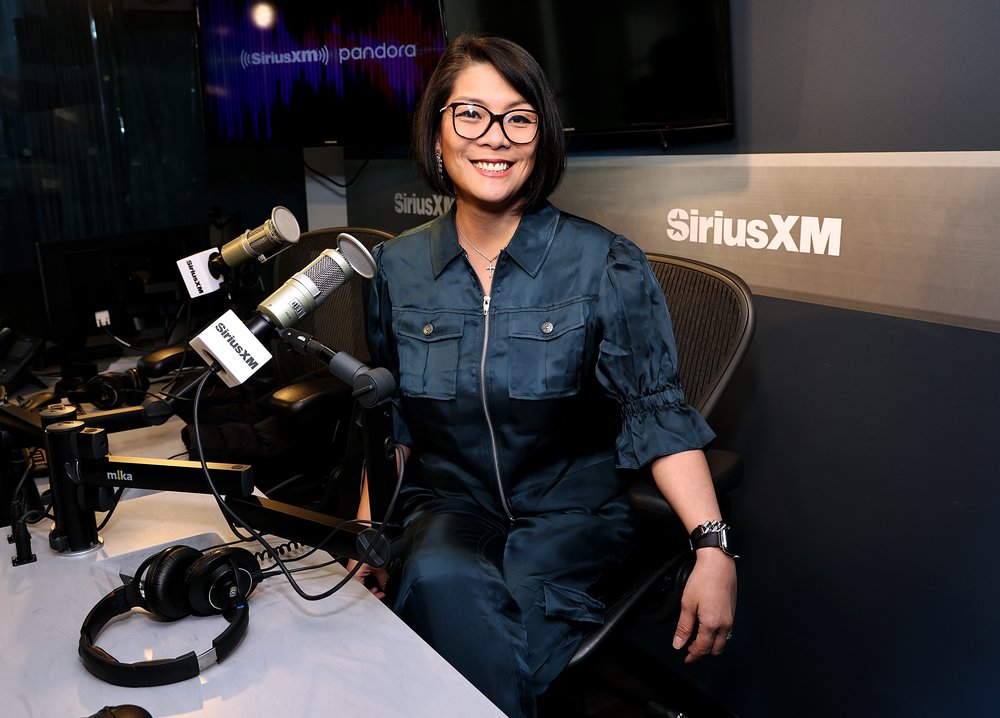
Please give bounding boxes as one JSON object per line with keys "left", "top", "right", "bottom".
{"left": 58, "top": 368, "right": 150, "bottom": 410}
{"left": 84, "top": 368, "right": 150, "bottom": 410}
{"left": 79, "top": 545, "right": 261, "bottom": 687}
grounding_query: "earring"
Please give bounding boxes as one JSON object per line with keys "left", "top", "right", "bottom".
{"left": 435, "top": 151, "right": 444, "bottom": 180}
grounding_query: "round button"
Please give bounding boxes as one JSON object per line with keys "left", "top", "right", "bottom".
{"left": 422, "top": 323, "right": 434, "bottom": 336}
{"left": 540, "top": 321, "right": 554, "bottom": 334}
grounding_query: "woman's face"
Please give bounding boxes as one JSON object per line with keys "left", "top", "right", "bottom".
{"left": 437, "top": 62, "right": 538, "bottom": 213}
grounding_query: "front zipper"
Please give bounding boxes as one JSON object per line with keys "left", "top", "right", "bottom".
{"left": 479, "top": 293, "right": 515, "bottom": 523}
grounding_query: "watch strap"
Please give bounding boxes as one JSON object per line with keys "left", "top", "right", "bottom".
{"left": 689, "top": 521, "right": 739, "bottom": 558}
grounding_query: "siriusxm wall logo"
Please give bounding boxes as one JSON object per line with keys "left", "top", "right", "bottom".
{"left": 239, "top": 43, "right": 417, "bottom": 69}
{"left": 667, "top": 208, "right": 843, "bottom": 256}
{"left": 394, "top": 192, "right": 454, "bottom": 217}
{"left": 240, "top": 47, "right": 329, "bottom": 69}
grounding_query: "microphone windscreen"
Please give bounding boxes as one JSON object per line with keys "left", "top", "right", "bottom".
{"left": 336, "top": 233, "right": 377, "bottom": 279}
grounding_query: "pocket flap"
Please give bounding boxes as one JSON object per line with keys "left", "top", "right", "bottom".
{"left": 509, "top": 303, "right": 585, "bottom": 341}
{"left": 396, "top": 311, "right": 464, "bottom": 342}
{"left": 542, "top": 581, "right": 605, "bottom": 624}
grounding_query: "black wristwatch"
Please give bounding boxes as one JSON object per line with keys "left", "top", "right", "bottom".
{"left": 689, "top": 521, "right": 739, "bottom": 559}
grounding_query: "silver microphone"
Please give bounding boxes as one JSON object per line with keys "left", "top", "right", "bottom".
{"left": 256, "top": 233, "right": 377, "bottom": 330}
{"left": 216, "top": 206, "right": 301, "bottom": 270}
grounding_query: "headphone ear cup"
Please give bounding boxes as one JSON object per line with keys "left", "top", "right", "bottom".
{"left": 86, "top": 368, "right": 150, "bottom": 409}
{"left": 125, "top": 367, "right": 150, "bottom": 402}
{"left": 142, "top": 545, "right": 203, "bottom": 621}
{"left": 185, "top": 547, "right": 259, "bottom": 617}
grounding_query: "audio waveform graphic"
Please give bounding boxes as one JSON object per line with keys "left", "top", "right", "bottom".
{"left": 197, "top": 0, "right": 447, "bottom": 145}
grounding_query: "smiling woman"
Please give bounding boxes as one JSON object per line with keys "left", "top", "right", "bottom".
{"left": 345, "top": 33, "right": 736, "bottom": 718}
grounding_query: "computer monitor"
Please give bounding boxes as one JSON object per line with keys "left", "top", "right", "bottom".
{"left": 36, "top": 225, "right": 213, "bottom": 360}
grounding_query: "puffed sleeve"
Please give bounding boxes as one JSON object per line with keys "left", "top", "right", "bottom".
{"left": 595, "top": 236, "right": 715, "bottom": 470}
{"left": 364, "top": 243, "right": 414, "bottom": 447}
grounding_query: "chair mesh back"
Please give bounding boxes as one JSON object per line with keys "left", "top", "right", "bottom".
{"left": 270, "top": 227, "right": 394, "bottom": 384}
{"left": 645, "top": 254, "right": 755, "bottom": 418}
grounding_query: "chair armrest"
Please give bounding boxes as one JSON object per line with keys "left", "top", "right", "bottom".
{"left": 268, "top": 375, "right": 353, "bottom": 416}
{"left": 628, "top": 449, "right": 743, "bottom": 523}
{"left": 568, "top": 552, "right": 693, "bottom": 669}
{"left": 137, "top": 345, "right": 194, "bottom": 378}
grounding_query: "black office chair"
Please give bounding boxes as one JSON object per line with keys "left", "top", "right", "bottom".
{"left": 542, "top": 253, "right": 755, "bottom": 717}
{"left": 161, "top": 226, "right": 394, "bottom": 513}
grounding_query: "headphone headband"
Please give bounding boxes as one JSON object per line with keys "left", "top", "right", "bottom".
{"left": 78, "top": 545, "right": 258, "bottom": 687}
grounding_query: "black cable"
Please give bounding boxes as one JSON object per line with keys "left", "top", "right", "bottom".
{"left": 191, "top": 368, "right": 405, "bottom": 601}
{"left": 303, "top": 158, "right": 370, "bottom": 189}
{"left": 101, "top": 298, "right": 195, "bottom": 353}
{"left": 95, "top": 487, "right": 125, "bottom": 531}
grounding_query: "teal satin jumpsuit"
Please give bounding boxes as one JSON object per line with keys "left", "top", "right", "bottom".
{"left": 365, "top": 202, "right": 715, "bottom": 717}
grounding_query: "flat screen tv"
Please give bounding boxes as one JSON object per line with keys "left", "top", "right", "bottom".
{"left": 466, "top": 0, "right": 734, "bottom": 146}
{"left": 195, "top": 0, "right": 448, "bottom": 149}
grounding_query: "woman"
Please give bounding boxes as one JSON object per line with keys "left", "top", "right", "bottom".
{"left": 350, "top": 33, "right": 737, "bottom": 718}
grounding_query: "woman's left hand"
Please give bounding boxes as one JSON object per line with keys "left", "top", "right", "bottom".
{"left": 671, "top": 547, "right": 737, "bottom": 663}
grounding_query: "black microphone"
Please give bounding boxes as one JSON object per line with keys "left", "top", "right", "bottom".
{"left": 209, "top": 206, "right": 301, "bottom": 277}
{"left": 189, "top": 233, "right": 377, "bottom": 387}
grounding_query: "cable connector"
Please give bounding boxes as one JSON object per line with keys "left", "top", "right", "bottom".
{"left": 94, "top": 310, "right": 111, "bottom": 327}
{"left": 11, "top": 519, "right": 36, "bottom": 566}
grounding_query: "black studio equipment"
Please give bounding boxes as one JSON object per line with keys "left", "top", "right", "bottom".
{"left": 40, "top": 235, "right": 377, "bottom": 556}
{"left": 40, "top": 403, "right": 253, "bottom": 555}
{"left": 79, "top": 544, "right": 261, "bottom": 687}
{"left": 0, "top": 319, "right": 44, "bottom": 394}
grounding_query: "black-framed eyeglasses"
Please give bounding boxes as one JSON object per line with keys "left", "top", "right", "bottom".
{"left": 439, "top": 102, "right": 540, "bottom": 144}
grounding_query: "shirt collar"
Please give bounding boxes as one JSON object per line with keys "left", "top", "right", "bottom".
{"left": 429, "top": 202, "right": 559, "bottom": 279}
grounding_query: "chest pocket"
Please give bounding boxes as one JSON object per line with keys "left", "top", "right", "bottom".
{"left": 395, "top": 311, "right": 464, "bottom": 399}
{"left": 508, "top": 302, "right": 586, "bottom": 399}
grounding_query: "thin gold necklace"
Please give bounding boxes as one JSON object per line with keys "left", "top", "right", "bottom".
{"left": 456, "top": 222, "right": 510, "bottom": 278}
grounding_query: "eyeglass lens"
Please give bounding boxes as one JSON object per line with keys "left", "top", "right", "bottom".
{"left": 448, "top": 103, "right": 539, "bottom": 143}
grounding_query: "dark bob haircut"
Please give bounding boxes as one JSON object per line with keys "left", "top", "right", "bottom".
{"left": 412, "top": 33, "right": 566, "bottom": 213}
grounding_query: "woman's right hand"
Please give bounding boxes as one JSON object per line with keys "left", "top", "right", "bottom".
{"left": 346, "top": 559, "right": 389, "bottom": 600}
{"left": 348, "top": 445, "right": 408, "bottom": 602}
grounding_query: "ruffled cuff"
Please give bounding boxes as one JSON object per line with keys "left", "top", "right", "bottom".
{"left": 615, "top": 386, "right": 716, "bottom": 470}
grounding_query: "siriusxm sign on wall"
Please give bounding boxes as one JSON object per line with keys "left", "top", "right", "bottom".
{"left": 552, "top": 152, "right": 1000, "bottom": 333}
{"left": 345, "top": 152, "right": 1000, "bottom": 333}
{"left": 346, "top": 159, "right": 453, "bottom": 235}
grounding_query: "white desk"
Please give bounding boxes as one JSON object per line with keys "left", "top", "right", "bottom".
{"left": 2, "top": 489, "right": 505, "bottom": 718}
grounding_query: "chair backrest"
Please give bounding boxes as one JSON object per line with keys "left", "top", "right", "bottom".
{"left": 270, "top": 226, "right": 395, "bottom": 385}
{"left": 644, "top": 253, "right": 755, "bottom": 419}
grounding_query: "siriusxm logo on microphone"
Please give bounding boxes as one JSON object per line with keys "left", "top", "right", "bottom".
{"left": 667, "top": 208, "right": 843, "bottom": 257}
{"left": 190, "top": 308, "right": 272, "bottom": 388}
{"left": 185, "top": 259, "right": 205, "bottom": 295}
{"left": 216, "top": 322, "right": 261, "bottom": 370}
{"left": 394, "top": 192, "right": 454, "bottom": 217}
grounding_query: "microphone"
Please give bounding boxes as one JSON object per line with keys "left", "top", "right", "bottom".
{"left": 210, "top": 206, "right": 301, "bottom": 276}
{"left": 254, "top": 233, "right": 376, "bottom": 331}
{"left": 188, "top": 233, "right": 377, "bottom": 387}
{"left": 176, "top": 207, "right": 301, "bottom": 298}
